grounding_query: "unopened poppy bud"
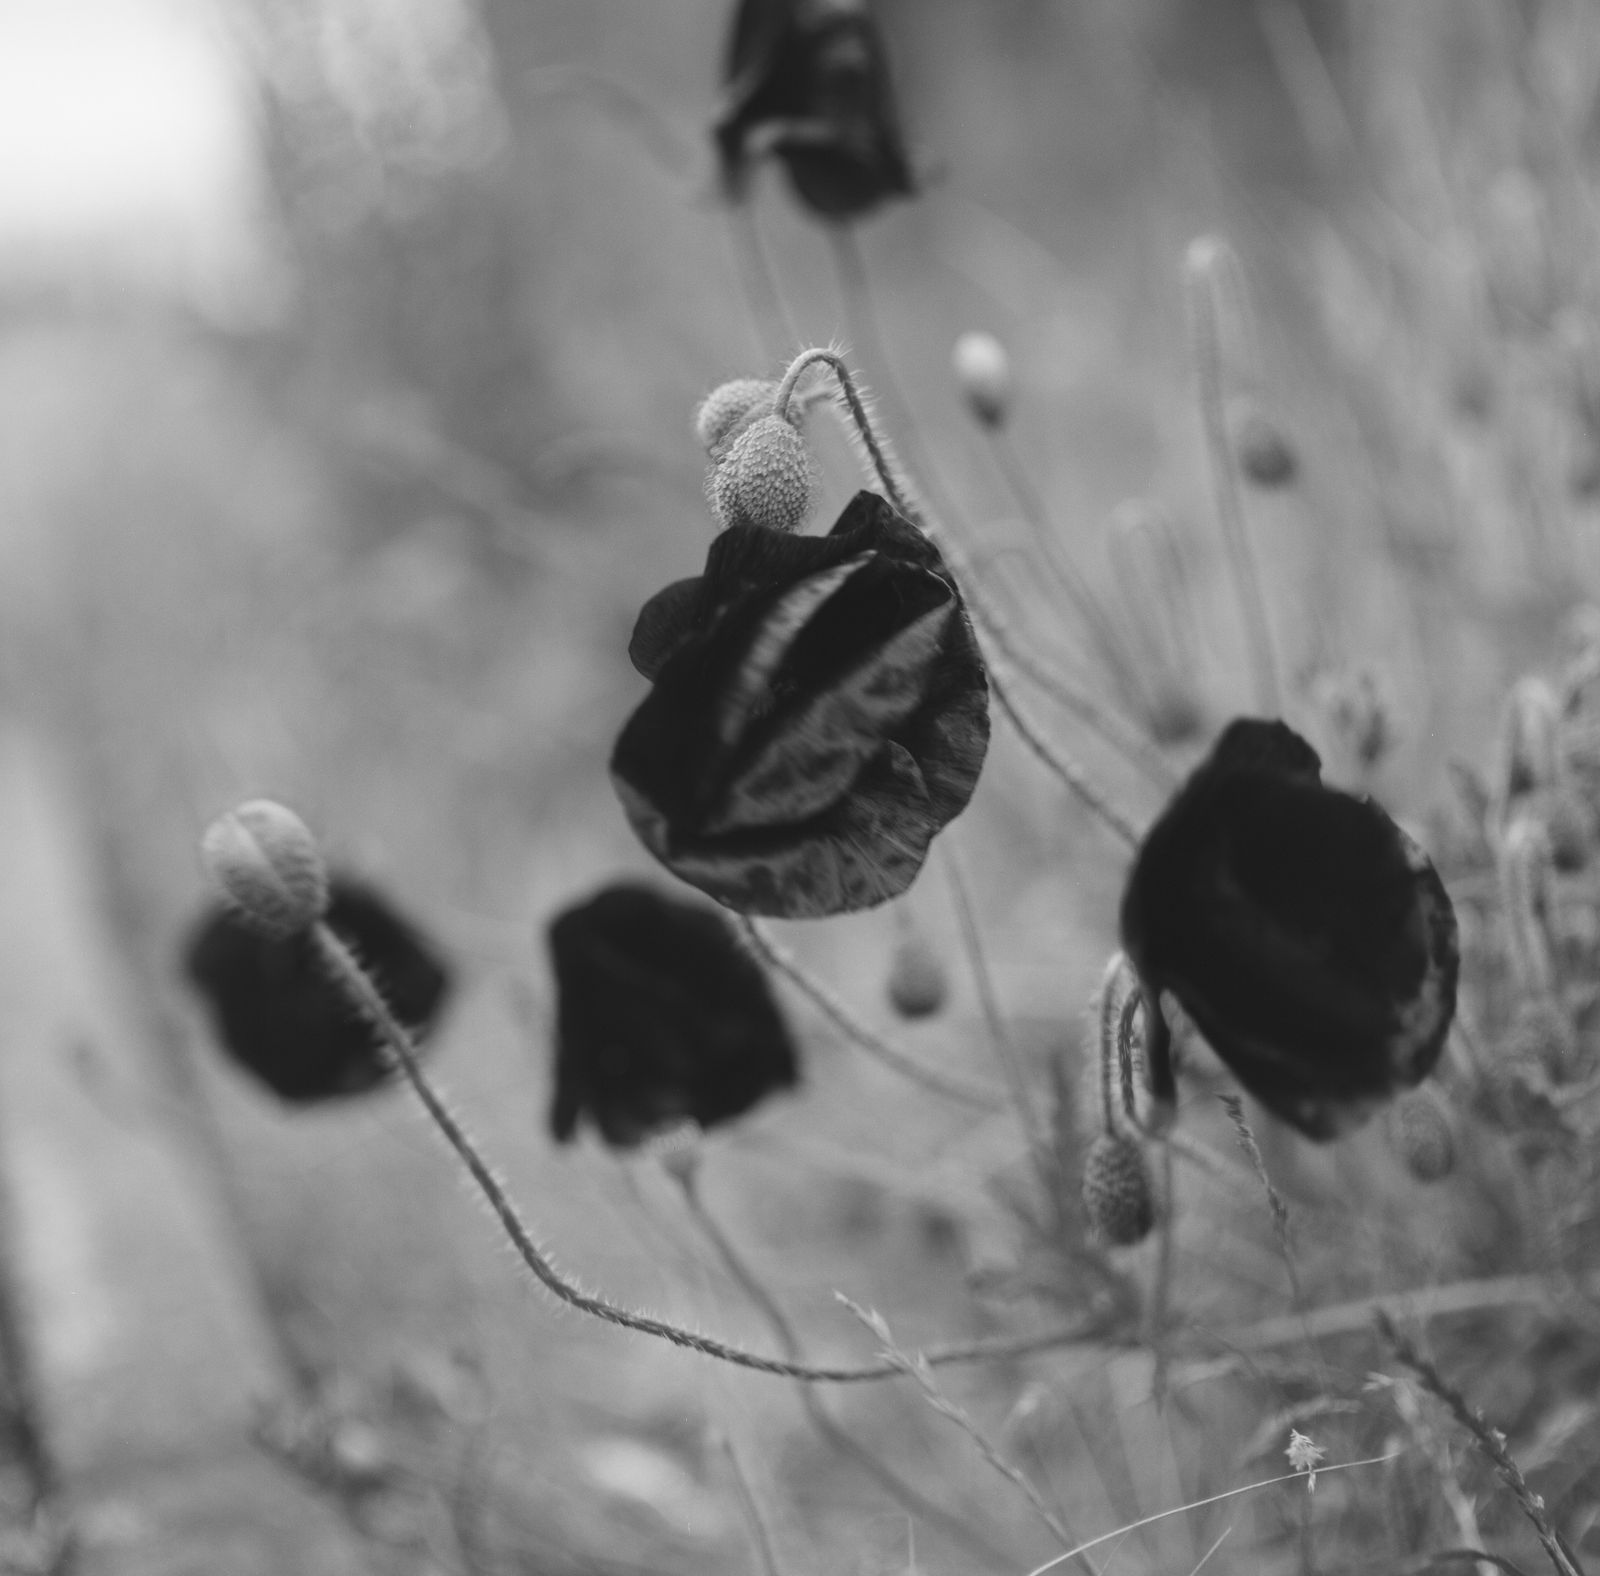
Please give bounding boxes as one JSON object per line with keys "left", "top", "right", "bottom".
{"left": 709, "top": 412, "right": 816, "bottom": 532}
{"left": 201, "top": 800, "right": 328, "bottom": 939}
{"left": 1082, "top": 1132, "right": 1155, "bottom": 1246}
{"left": 1392, "top": 1093, "right": 1455, "bottom": 1183}
{"left": 1505, "top": 997, "right": 1579, "bottom": 1083}
{"left": 695, "top": 378, "right": 778, "bottom": 460}
{"left": 886, "top": 932, "right": 948, "bottom": 1019}
{"left": 952, "top": 331, "right": 1011, "bottom": 428}
{"left": 1233, "top": 403, "right": 1298, "bottom": 487}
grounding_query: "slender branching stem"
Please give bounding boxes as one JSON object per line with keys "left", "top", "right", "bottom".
{"left": 712, "top": 1425, "right": 787, "bottom": 1576}
{"left": 310, "top": 921, "right": 1095, "bottom": 1383}
{"left": 737, "top": 917, "right": 1002, "bottom": 1108}
{"left": 1184, "top": 237, "right": 1282, "bottom": 715}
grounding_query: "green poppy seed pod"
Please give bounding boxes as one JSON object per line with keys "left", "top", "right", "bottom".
{"left": 709, "top": 412, "right": 816, "bottom": 533}
{"left": 886, "top": 932, "right": 948, "bottom": 1019}
{"left": 1392, "top": 1093, "right": 1455, "bottom": 1183}
{"left": 695, "top": 377, "right": 778, "bottom": 461}
{"left": 952, "top": 331, "right": 1011, "bottom": 428}
{"left": 201, "top": 800, "right": 329, "bottom": 940}
{"left": 1081, "top": 1132, "right": 1155, "bottom": 1247}
{"left": 1233, "top": 404, "right": 1298, "bottom": 488}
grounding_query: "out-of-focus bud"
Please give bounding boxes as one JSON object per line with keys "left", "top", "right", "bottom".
{"left": 1392, "top": 1093, "right": 1455, "bottom": 1183}
{"left": 952, "top": 331, "right": 1011, "bottom": 429}
{"left": 1081, "top": 1132, "right": 1155, "bottom": 1247}
{"left": 201, "top": 800, "right": 329, "bottom": 940}
{"left": 695, "top": 377, "right": 778, "bottom": 461}
{"left": 886, "top": 931, "right": 948, "bottom": 1019}
{"left": 1231, "top": 400, "right": 1298, "bottom": 488}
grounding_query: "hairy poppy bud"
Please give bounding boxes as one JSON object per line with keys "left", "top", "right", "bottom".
{"left": 1082, "top": 1133, "right": 1155, "bottom": 1246}
{"left": 613, "top": 491, "right": 990, "bottom": 916}
{"left": 714, "top": 0, "right": 916, "bottom": 221}
{"left": 547, "top": 882, "right": 797, "bottom": 1147}
{"left": 696, "top": 377, "right": 779, "bottom": 460}
{"left": 952, "top": 331, "right": 1011, "bottom": 428}
{"left": 1120, "top": 718, "right": 1459, "bottom": 1140}
{"left": 1392, "top": 1093, "right": 1455, "bottom": 1183}
{"left": 709, "top": 412, "right": 817, "bottom": 532}
{"left": 202, "top": 799, "right": 329, "bottom": 940}
{"left": 885, "top": 931, "right": 947, "bottom": 1019}
{"left": 1232, "top": 403, "right": 1298, "bottom": 488}
{"left": 184, "top": 877, "right": 451, "bottom": 1103}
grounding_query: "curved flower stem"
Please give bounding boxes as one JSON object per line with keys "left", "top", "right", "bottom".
{"left": 673, "top": 1160, "right": 1014, "bottom": 1568}
{"left": 943, "top": 843, "right": 1052, "bottom": 1196}
{"left": 780, "top": 343, "right": 1154, "bottom": 840}
{"left": 738, "top": 916, "right": 1004, "bottom": 1109}
{"left": 1184, "top": 238, "right": 1281, "bottom": 716}
{"left": 311, "top": 922, "right": 1090, "bottom": 1382}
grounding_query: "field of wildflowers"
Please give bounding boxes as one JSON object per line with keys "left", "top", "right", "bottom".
{"left": 1, "top": 1, "right": 1599, "bottom": 1572}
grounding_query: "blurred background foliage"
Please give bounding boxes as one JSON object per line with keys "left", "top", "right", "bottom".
{"left": 3, "top": 0, "right": 1600, "bottom": 1571}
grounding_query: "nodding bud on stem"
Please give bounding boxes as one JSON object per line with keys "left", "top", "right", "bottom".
{"left": 1082, "top": 1132, "right": 1155, "bottom": 1246}
{"left": 201, "top": 800, "right": 329, "bottom": 939}
{"left": 708, "top": 411, "right": 816, "bottom": 533}
{"left": 952, "top": 331, "right": 1011, "bottom": 428}
{"left": 1496, "top": 677, "right": 1561, "bottom": 810}
{"left": 695, "top": 378, "right": 778, "bottom": 461}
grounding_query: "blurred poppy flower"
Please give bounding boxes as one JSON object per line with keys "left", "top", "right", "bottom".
{"left": 547, "top": 882, "right": 797, "bottom": 1147}
{"left": 612, "top": 491, "right": 989, "bottom": 917}
{"left": 184, "top": 877, "right": 451, "bottom": 1103}
{"left": 714, "top": 0, "right": 916, "bottom": 221}
{"left": 1119, "top": 718, "right": 1459, "bottom": 1140}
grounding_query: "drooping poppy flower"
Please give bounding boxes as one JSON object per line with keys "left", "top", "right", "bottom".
{"left": 184, "top": 877, "right": 452, "bottom": 1103}
{"left": 1119, "top": 718, "right": 1459, "bottom": 1140}
{"left": 714, "top": 0, "right": 916, "bottom": 221}
{"left": 611, "top": 491, "right": 990, "bottom": 918}
{"left": 546, "top": 882, "right": 798, "bottom": 1147}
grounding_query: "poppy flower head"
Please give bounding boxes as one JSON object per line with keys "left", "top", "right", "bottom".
{"left": 184, "top": 877, "right": 452, "bottom": 1104}
{"left": 546, "top": 882, "right": 798, "bottom": 1148}
{"left": 1119, "top": 718, "right": 1459, "bottom": 1140}
{"left": 714, "top": 0, "right": 916, "bottom": 221}
{"left": 612, "top": 491, "right": 990, "bottom": 917}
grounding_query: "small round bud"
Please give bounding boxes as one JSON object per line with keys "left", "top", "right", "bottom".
{"left": 695, "top": 378, "right": 778, "bottom": 461}
{"left": 1505, "top": 997, "right": 1579, "bottom": 1083}
{"left": 886, "top": 934, "right": 948, "bottom": 1020}
{"left": 201, "top": 800, "right": 329, "bottom": 939}
{"left": 1233, "top": 403, "right": 1298, "bottom": 487}
{"left": 1392, "top": 1094, "right": 1455, "bottom": 1183}
{"left": 1081, "top": 1133, "right": 1155, "bottom": 1247}
{"left": 952, "top": 331, "right": 1011, "bottom": 428}
{"left": 1540, "top": 787, "right": 1593, "bottom": 872}
{"left": 709, "top": 413, "right": 815, "bottom": 532}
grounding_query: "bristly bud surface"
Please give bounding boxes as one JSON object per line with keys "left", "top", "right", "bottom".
{"left": 202, "top": 799, "right": 329, "bottom": 940}
{"left": 952, "top": 331, "right": 1011, "bottom": 428}
{"left": 709, "top": 412, "right": 816, "bottom": 533}
{"left": 1082, "top": 1132, "right": 1155, "bottom": 1246}
{"left": 1392, "top": 1093, "right": 1455, "bottom": 1183}
{"left": 696, "top": 378, "right": 778, "bottom": 461}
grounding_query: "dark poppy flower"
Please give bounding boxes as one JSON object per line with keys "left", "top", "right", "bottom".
{"left": 1119, "top": 718, "right": 1459, "bottom": 1140}
{"left": 546, "top": 882, "right": 798, "bottom": 1147}
{"left": 184, "top": 877, "right": 452, "bottom": 1103}
{"left": 611, "top": 491, "right": 990, "bottom": 918}
{"left": 714, "top": 0, "right": 916, "bottom": 221}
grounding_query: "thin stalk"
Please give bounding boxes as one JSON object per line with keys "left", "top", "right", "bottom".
{"left": 713, "top": 1425, "right": 787, "bottom": 1576}
{"left": 1377, "top": 1313, "right": 1586, "bottom": 1576}
{"left": 1184, "top": 238, "right": 1282, "bottom": 715}
{"left": 676, "top": 1163, "right": 1012, "bottom": 1568}
{"left": 738, "top": 917, "right": 1003, "bottom": 1109}
{"left": 312, "top": 922, "right": 1095, "bottom": 1383}
{"left": 943, "top": 842, "right": 1051, "bottom": 1195}
{"left": 728, "top": 205, "right": 799, "bottom": 364}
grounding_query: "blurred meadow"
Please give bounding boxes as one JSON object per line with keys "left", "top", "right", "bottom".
{"left": 2, "top": 0, "right": 1600, "bottom": 1572}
